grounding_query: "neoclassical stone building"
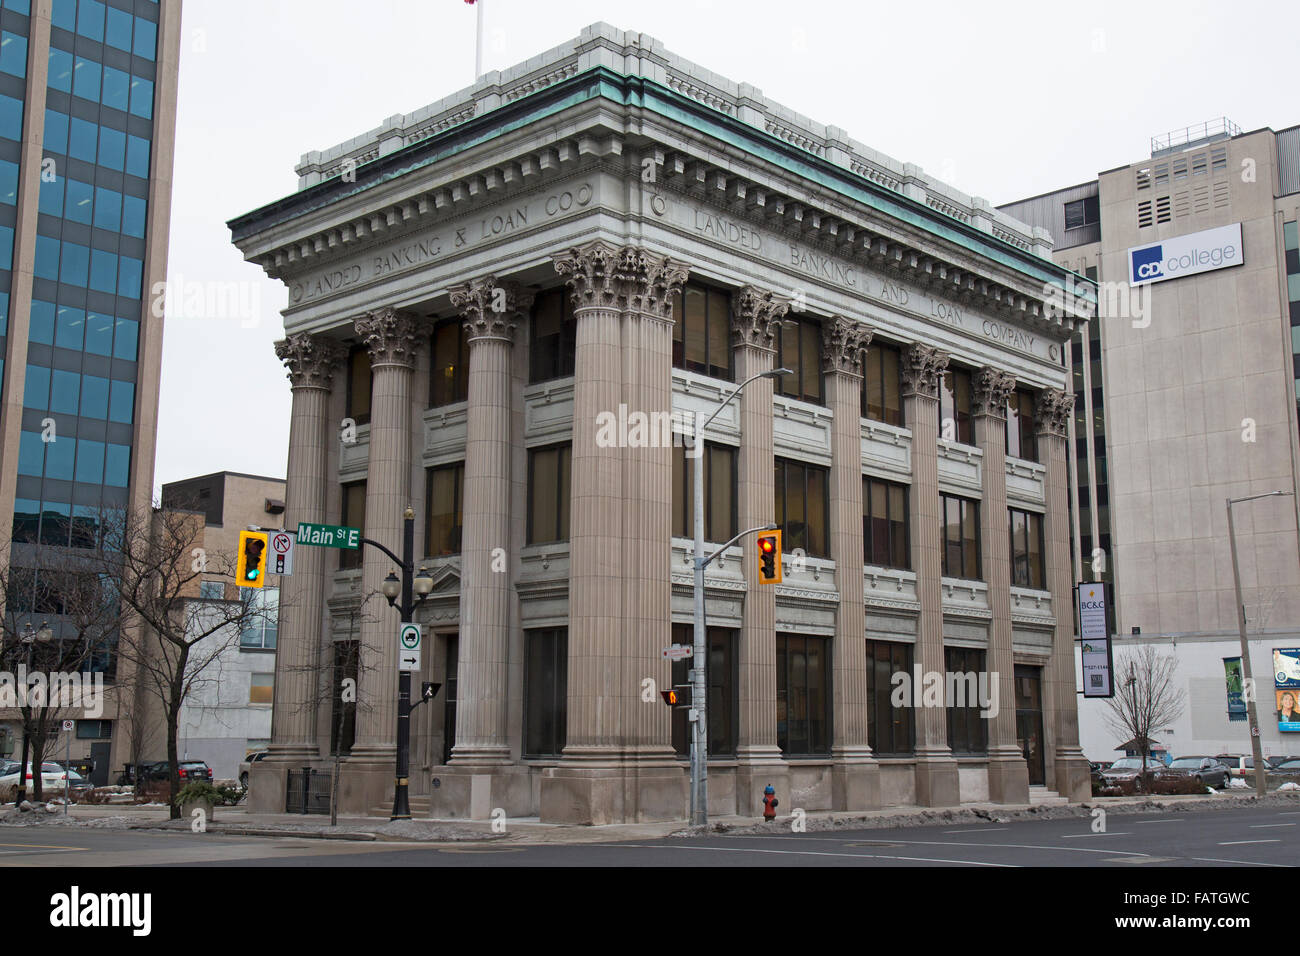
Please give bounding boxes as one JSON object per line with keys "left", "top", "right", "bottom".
{"left": 229, "top": 24, "right": 1094, "bottom": 822}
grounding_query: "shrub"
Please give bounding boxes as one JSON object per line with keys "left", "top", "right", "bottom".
{"left": 174, "top": 782, "right": 221, "bottom": 809}
{"left": 215, "top": 784, "right": 244, "bottom": 806}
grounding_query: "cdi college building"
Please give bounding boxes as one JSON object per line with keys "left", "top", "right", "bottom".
{"left": 229, "top": 23, "right": 1094, "bottom": 823}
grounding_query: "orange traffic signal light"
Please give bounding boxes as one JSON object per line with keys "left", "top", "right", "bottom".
{"left": 660, "top": 685, "right": 693, "bottom": 708}
{"left": 757, "top": 530, "right": 782, "bottom": 584}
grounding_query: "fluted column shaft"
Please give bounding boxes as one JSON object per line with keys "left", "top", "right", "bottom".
{"left": 973, "top": 367, "right": 1029, "bottom": 803}
{"left": 351, "top": 309, "right": 420, "bottom": 755}
{"left": 824, "top": 317, "right": 872, "bottom": 762}
{"left": 449, "top": 279, "right": 531, "bottom": 765}
{"left": 1038, "top": 388, "right": 1090, "bottom": 799}
{"left": 270, "top": 334, "right": 343, "bottom": 759}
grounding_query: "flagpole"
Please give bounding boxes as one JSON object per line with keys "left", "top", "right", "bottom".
{"left": 475, "top": 0, "right": 484, "bottom": 79}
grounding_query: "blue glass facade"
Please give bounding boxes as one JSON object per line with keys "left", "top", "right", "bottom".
{"left": 10, "top": 0, "right": 158, "bottom": 548}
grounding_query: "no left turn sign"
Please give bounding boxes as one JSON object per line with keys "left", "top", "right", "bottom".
{"left": 270, "top": 531, "right": 294, "bottom": 576}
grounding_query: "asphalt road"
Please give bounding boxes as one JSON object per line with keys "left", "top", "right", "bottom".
{"left": 0, "top": 804, "right": 1295, "bottom": 866}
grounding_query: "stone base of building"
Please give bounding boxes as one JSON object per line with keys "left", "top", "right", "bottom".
{"left": 913, "top": 754, "right": 961, "bottom": 807}
{"left": 734, "top": 754, "right": 790, "bottom": 819}
{"left": 428, "top": 764, "right": 534, "bottom": 819}
{"left": 985, "top": 750, "right": 1030, "bottom": 805}
{"left": 539, "top": 762, "right": 688, "bottom": 824}
{"left": 1054, "top": 750, "right": 1092, "bottom": 802}
{"left": 831, "top": 756, "right": 882, "bottom": 811}
{"left": 332, "top": 748, "right": 396, "bottom": 815}
{"left": 245, "top": 747, "right": 318, "bottom": 812}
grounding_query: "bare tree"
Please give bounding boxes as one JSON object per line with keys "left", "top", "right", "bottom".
{"left": 0, "top": 547, "right": 118, "bottom": 802}
{"left": 96, "top": 504, "right": 282, "bottom": 819}
{"left": 1104, "top": 644, "right": 1185, "bottom": 790}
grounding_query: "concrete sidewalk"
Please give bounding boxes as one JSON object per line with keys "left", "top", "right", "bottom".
{"left": 4, "top": 789, "right": 1298, "bottom": 844}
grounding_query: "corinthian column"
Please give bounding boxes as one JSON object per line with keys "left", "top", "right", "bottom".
{"left": 252, "top": 334, "right": 343, "bottom": 811}
{"left": 901, "top": 343, "right": 959, "bottom": 807}
{"left": 448, "top": 277, "right": 532, "bottom": 766}
{"left": 972, "top": 366, "right": 1029, "bottom": 804}
{"left": 822, "top": 316, "right": 881, "bottom": 810}
{"left": 350, "top": 308, "right": 421, "bottom": 768}
{"left": 1037, "top": 387, "right": 1090, "bottom": 801}
{"left": 539, "top": 241, "right": 690, "bottom": 825}
{"left": 731, "top": 285, "right": 791, "bottom": 812}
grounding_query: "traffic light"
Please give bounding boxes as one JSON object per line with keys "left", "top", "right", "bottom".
{"left": 756, "top": 529, "right": 782, "bottom": 584}
{"left": 660, "top": 685, "right": 693, "bottom": 708}
{"left": 237, "top": 530, "right": 268, "bottom": 588}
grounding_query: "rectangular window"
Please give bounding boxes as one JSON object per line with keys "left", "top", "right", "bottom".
{"left": 776, "top": 634, "right": 831, "bottom": 756}
{"left": 941, "top": 494, "right": 981, "bottom": 580}
{"left": 670, "top": 624, "right": 736, "bottom": 757}
{"left": 527, "top": 444, "right": 571, "bottom": 544}
{"left": 861, "top": 342, "right": 904, "bottom": 426}
{"left": 1009, "top": 508, "right": 1045, "bottom": 590}
{"left": 529, "top": 288, "right": 575, "bottom": 383}
{"left": 672, "top": 442, "right": 737, "bottom": 542}
{"left": 774, "top": 316, "right": 822, "bottom": 404}
{"left": 945, "top": 646, "right": 988, "bottom": 755}
{"left": 425, "top": 462, "right": 464, "bottom": 556}
{"left": 1063, "top": 195, "right": 1099, "bottom": 230}
{"left": 442, "top": 635, "right": 458, "bottom": 764}
{"left": 346, "top": 347, "right": 371, "bottom": 426}
{"left": 249, "top": 673, "right": 274, "bottom": 705}
{"left": 429, "top": 318, "right": 468, "bottom": 407}
{"left": 866, "top": 640, "right": 914, "bottom": 755}
{"left": 75, "top": 719, "right": 111, "bottom": 739}
{"left": 863, "top": 477, "right": 909, "bottom": 569}
{"left": 523, "top": 628, "right": 567, "bottom": 758}
{"left": 339, "top": 481, "right": 366, "bottom": 570}
{"left": 198, "top": 580, "right": 224, "bottom": 601}
{"left": 939, "top": 367, "right": 973, "bottom": 444}
{"left": 774, "top": 457, "right": 829, "bottom": 558}
{"left": 330, "top": 641, "right": 358, "bottom": 756}
{"left": 670, "top": 282, "right": 732, "bottom": 380}
{"left": 239, "top": 587, "right": 279, "bottom": 649}
{"left": 1005, "top": 388, "right": 1037, "bottom": 461}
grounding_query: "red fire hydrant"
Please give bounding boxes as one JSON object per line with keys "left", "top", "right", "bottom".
{"left": 762, "top": 784, "right": 779, "bottom": 821}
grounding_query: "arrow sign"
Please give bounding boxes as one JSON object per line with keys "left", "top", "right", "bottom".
{"left": 399, "top": 623, "right": 421, "bottom": 672}
{"left": 270, "top": 531, "right": 294, "bottom": 575}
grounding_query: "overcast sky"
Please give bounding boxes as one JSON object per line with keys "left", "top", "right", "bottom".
{"left": 153, "top": 0, "right": 1300, "bottom": 494}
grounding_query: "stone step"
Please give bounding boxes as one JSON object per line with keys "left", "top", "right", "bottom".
{"left": 367, "top": 795, "right": 432, "bottom": 817}
{"left": 1028, "top": 785, "right": 1069, "bottom": 805}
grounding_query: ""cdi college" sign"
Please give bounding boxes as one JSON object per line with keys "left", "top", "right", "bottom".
{"left": 1128, "top": 222, "right": 1244, "bottom": 286}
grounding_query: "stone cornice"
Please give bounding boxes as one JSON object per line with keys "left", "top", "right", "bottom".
{"left": 900, "top": 343, "right": 949, "bottom": 399}
{"left": 552, "top": 240, "right": 687, "bottom": 318}
{"left": 274, "top": 333, "right": 346, "bottom": 390}
{"left": 821, "top": 314, "right": 873, "bottom": 377}
{"left": 448, "top": 276, "right": 534, "bottom": 345}
{"left": 1034, "top": 387, "right": 1073, "bottom": 438}
{"left": 355, "top": 307, "right": 422, "bottom": 367}
{"left": 972, "top": 366, "right": 1017, "bottom": 419}
{"left": 731, "top": 284, "right": 791, "bottom": 351}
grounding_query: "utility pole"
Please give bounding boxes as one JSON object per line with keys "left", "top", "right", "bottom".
{"left": 1227, "top": 490, "right": 1295, "bottom": 797}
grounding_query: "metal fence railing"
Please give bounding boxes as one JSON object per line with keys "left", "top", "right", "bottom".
{"left": 285, "top": 768, "right": 331, "bottom": 815}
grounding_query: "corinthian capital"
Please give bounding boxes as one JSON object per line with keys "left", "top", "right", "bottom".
{"left": 821, "top": 315, "right": 873, "bottom": 376}
{"left": 449, "top": 276, "right": 534, "bottom": 345}
{"left": 274, "top": 333, "right": 346, "bottom": 390}
{"left": 972, "top": 366, "right": 1017, "bottom": 419}
{"left": 354, "top": 307, "right": 422, "bottom": 367}
{"left": 552, "top": 240, "right": 687, "bottom": 318}
{"left": 899, "top": 343, "right": 949, "bottom": 399}
{"left": 731, "top": 285, "right": 792, "bottom": 350}
{"left": 1034, "top": 387, "right": 1073, "bottom": 437}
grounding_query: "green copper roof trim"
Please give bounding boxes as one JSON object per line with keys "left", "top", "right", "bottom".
{"left": 234, "top": 65, "right": 1093, "bottom": 305}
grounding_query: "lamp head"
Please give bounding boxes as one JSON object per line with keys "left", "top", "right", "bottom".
{"left": 413, "top": 566, "right": 434, "bottom": 596}
{"left": 380, "top": 572, "right": 401, "bottom": 601}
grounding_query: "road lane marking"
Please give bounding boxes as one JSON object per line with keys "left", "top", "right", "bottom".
{"left": 718, "top": 835, "right": 1151, "bottom": 857}
{"left": 1131, "top": 819, "right": 1180, "bottom": 824}
{"left": 1218, "top": 839, "right": 1280, "bottom": 845}
{"left": 602, "top": 844, "right": 1015, "bottom": 866}
{"left": 1060, "top": 832, "right": 1131, "bottom": 838}
{"left": 1190, "top": 856, "right": 1284, "bottom": 867}
{"left": 1249, "top": 823, "right": 1295, "bottom": 828}
{"left": 0, "top": 842, "right": 87, "bottom": 850}
{"left": 943, "top": 827, "right": 1007, "bottom": 833}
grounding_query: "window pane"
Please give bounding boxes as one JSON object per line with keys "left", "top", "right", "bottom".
{"left": 1027, "top": 513, "right": 1043, "bottom": 589}
{"left": 707, "top": 289, "right": 729, "bottom": 379}
{"left": 682, "top": 286, "right": 706, "bottom": 373}
{"left": 109, "top": 379, "right": 133, "bottom": 424}
{"left": 426, "top": 464, "right": 462, "bottom": 556}
{"left": 74, "top": 438, "right": 104, "bottom": 484}
{"left": 23, "top": 363, "right": 49, "bottom": 408}
{"left": 529, "top": 448, "right": 558, "bottom": 544}
{"left": 806, "top": 466, "right": 826, "bottom": 557}
{"left": 72, "top": 56, "right": 101, "bottom": 102}
{"left": 963, "top": 500, "right": 980, "bottom": 579}
{"left": 85, "top": 312, "right": 113, "bottom": 355}
{"left": 113, "top": 317, "right": 138, "bottom": 360}
{"left": 348, "top": 349, "right": 371, "bottom": 423}
{"left": 93, "top": 186, "right": 122, "bottom": 231}
{"left": 672, "top": 444, "right": 686, "bottom": 538}
{"left": 101, "top": 65, "right": 129, "bottom": 111}
{"left": 48, "top": 46, "right": 72, "bottom": 91}
{"left": 784, "top": 462, "right": 806, "bottom": 553}
{"left": 800, "top": 321, "right": 821, "bottom": 403}
{"left": 50, "top": 368, "right": 79, "bottom": 414}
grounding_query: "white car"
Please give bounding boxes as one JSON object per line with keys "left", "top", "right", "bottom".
{"left": 0, "top": 761, "right": 87, "bottom": 798}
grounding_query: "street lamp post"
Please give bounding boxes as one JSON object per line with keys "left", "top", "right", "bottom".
{"left": 364, "top": 506, "right": 434, "bottom": 821}
{"left": 14, "top": 621, "right": 51, "bottom": 805}
{"left": 1226, "top": 490, "right": 1295, "bottom": 797}
{"left": 688, "top": 367, "right": 791, "bottom": 826}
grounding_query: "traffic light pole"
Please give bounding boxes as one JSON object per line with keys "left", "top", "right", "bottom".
{"left": 688, "top": 368, "right": 789, "bottom": 826}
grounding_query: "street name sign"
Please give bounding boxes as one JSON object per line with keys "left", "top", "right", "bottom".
{"left": 296, "top": 522, "right": 361, "bottom": 549}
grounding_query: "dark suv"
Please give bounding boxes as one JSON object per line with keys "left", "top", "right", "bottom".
{"left": 137, "top": 760, "right": 214, "bottom": 783}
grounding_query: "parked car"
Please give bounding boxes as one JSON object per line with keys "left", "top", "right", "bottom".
{"left": 1267, "top": 755, "right": 1300, "bottom": 769}
{"left": 1161, "top": 756, "right": 1231, "bottom": 789}
{"left": 238, "top": 750, "right": 269, "bottom": 788}
{"left": 1216, "top": 754, "right": 1258, "bottom": 777}
{"left": 1268, "top": 759, "right": 1300, "bottom": 773}
{"left": 1100, "top": 756, "right": 1159, "bottom": 789}
{"left": 135, "top": 760, "right": 214, "bottom": 784}
{"left": 0, "top": 762, "right": 90, "bottom": 797}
